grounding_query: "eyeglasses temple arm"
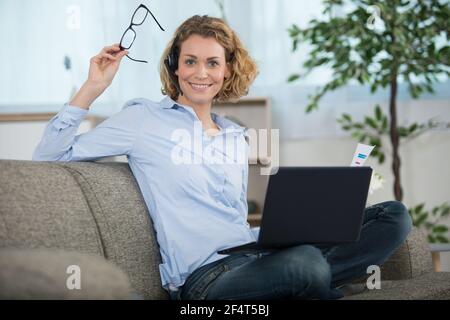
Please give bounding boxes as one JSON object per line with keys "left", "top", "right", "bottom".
{"left": 125, "top": 54, "right": 148, "bottom": 63}
{"left": 146, "top": 10, "right": 165, "bottom": 31}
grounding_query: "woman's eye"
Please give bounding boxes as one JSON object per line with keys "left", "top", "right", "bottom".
{"left": 184, "top": 59, "right": 219, "bottom": 67}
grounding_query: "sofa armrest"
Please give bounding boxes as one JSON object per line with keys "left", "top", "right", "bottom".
{"left": 0, "top": 248, "right": 134, "bottom": 299}
{"left": 380, "top": 227, "right": 434, "bottom": 280}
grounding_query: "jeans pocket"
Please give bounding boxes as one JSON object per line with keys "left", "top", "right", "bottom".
{"left": 182, "top": 264, "right": 227, "bottom": 300}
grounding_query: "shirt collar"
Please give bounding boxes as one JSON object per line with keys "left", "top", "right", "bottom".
{"left": 160, "top": 96, "right": 247, "bottom": 135}
{"left": 160, "top": 96, "right": 178, "bottom": 109}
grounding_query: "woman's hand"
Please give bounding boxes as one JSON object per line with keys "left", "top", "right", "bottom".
{"left": 87, "top": 43, "right": 129, "bottom": 90}
{"left": 70, "top": 44, "right": 128, "bottom": 110}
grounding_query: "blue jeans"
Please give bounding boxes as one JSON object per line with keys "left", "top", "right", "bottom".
{"left": 171, "top": 201, "right": 413, "bottom": 300}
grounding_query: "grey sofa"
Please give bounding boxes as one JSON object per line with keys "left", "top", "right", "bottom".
{"left": 1, "top": 160, "right": 449, "bottom": 299}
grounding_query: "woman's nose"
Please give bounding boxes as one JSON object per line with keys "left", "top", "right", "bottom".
{"left": 194, "top": 65, "right": 208, "bottom": 79}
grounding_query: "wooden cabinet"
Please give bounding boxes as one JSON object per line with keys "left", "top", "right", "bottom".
{"left": 212, "top": 97, "right": 272, "bottom": 227}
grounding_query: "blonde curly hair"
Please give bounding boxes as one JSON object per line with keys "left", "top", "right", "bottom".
{"left": 160, "top": 15, "right": 258, "bottom": 103}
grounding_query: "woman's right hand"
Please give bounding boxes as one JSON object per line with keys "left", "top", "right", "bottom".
{"left": 69, "top": 44, "right": 128, "bottom": 110}
{"left": 87, "top": 44, "right": 129, "bottom": 90}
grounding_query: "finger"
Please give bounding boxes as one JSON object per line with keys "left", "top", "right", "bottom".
{"left": 105, "top": 47, "right": 122, "bottom": 54}
{"left": 100, "top": 53, "right": 118, "bottom": 61}
{"left": 92, "top": 53, "right": 117, "bottom": 64}
{"left": 115, "top": 51, "right": 129, "bottom": 62}
{"left": 111, "top": 43, "right": 122, "bottom": 51}
{"left": 101, "top": 45, "right": 122, "bottom": 54}
{"left": 91, "top": 55, "right": 102, "bottom": 64}
{"left": 118, "top": 50, "right": 129, "bottom": 58}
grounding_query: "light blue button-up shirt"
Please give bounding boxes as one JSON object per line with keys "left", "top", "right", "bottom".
{"left": 33, "top": 96, "right": 258, "bottom": 290}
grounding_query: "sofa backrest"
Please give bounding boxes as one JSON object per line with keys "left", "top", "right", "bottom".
{"left": 0, "top": 160, "right": 167, "bottom": 300}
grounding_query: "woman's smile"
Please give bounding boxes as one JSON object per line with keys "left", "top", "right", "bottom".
{"left": 189, "top": 82, "right": 213, "bottom": 92}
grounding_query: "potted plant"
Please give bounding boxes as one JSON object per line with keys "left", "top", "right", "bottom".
{"left": 287, "top": 0, "right": 449, "bottom": 242}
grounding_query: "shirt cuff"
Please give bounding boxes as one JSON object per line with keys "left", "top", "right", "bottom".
{"left": 51, "top": 103, "right": 89, "bottom": 130}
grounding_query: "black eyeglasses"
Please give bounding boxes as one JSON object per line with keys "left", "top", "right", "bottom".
{"left": 119, "top": 4, "right": 165, "bottom": 63}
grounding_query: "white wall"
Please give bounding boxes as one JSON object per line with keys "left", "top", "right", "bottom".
{"left": 0, "top": 120, "right": 92, "bottom": 160}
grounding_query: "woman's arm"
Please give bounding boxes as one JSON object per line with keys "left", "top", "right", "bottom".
{"left": 32, "top": 44, "right": 135, "bottom": 162}
{"left": 32, "top": 100, "right": 144, "bottom": 162}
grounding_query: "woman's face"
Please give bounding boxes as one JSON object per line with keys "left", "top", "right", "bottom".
{"left": 175, "top": 34, "right": 230, "bottom": 108}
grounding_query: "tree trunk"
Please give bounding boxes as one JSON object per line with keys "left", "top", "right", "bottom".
{"left": 388, "top": 3, "right": 403, "bottom": 202}
{"left": 389, "top": 70, "right": 403, "bottom": 201}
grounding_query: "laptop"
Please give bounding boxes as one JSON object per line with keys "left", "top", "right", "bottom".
{"left": 218, "top": 166, "right": 372, "bottom": 255}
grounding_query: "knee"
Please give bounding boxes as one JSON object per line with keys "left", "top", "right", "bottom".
{"left": 282, "top": 246, "right": 331, "bottom": 298}
{"left": 383, "top": 201, "right": 413, "bottom": 243}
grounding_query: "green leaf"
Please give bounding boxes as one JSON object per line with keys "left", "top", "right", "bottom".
{"left": 398, "top": 127, "right": 409, "bottom": 137}
{"left": 432, "top": 206, "right": 439, "bottom": 216}
{"left": 432, "top": 225, "right": 449, "bottom": 233}
{"left": 428, "top": 234, "right": 436, "bottom": 243}
{"left": 375, "top": 105, "right": 382, "bottom": 121}
{"left": 370, "top": 83, "right": 378, "bottom": 93}
{"left": 409, "top": 123, "right": 419, "bottom": 133}
{"left": 435, "top": 235, "right": 449, "bottom": 243}
{"left": 364, "top": 117, "right": 378, "bottom": 130}
{"left": 369, "top": 137, "right": 381, "bottom": 147}
{"left": 342, "top": 113, "right": 352, "bottom": 122}
{"left": 359, "top": 134, "right": 367, "bottom": 142}
{"left": 441, "top": 205, "right": 450, "bottom": 217}
{"left": 415, "top": 203, "right": 425, "bottom": 215}
{"left": 288, "top": 74, "right": 300, "bottom": 82}
{"left": 378, "top": 153, "right": 385, "bottom": 164}
{"left": 382, "top": 117, "right": 388, "bottom": 132}
{"left": 306, "top": 101, "right": 318, "bottom": 113}
{"left": 415, "top": 213, "right": 428, "bottom": 226}
{"left": 371, "top": 150, "right": 379, "bottom": 158}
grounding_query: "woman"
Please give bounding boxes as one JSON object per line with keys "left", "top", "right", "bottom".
{"left": 33, "top": 15, "right": 412, "bottom": 300}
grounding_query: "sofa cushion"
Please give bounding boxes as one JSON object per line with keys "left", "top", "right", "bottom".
{"left": 0, "top": 248, "right": 133, "bottom": 299}
{"left": 342, "top": 271, "right": 450, "bottom": 300}
{"left": 0, "top": 160, "right": 104, "bottom": 255}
